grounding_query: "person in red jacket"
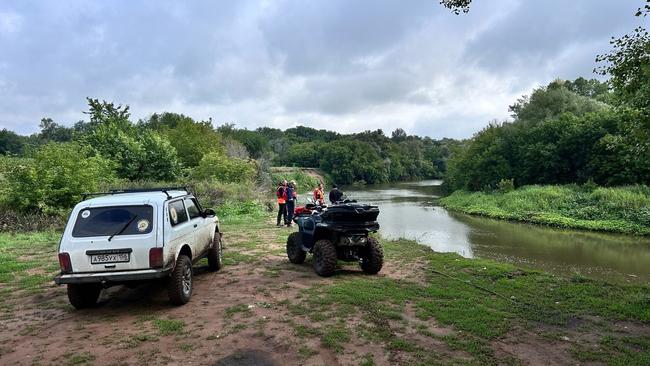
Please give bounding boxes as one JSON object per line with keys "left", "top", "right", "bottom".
{"left": 313, "top": 183, "right": 325, "bottom": 205}
{"left": 276, "top": 180, "right": 288, "bottom": 226}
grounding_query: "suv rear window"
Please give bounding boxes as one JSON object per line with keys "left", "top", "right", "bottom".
{"left": 72, "top": 205, "right": 154, "bottom": 238}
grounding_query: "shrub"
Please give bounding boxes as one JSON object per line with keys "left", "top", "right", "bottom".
{"left": 192, "top": 152, "right": 257, "bottom": 183}
{"left": 2, "top": 142, "right": 115, "bottom": 214}
{"left": 496, "top": 178, "right": 515, "bottom": 193}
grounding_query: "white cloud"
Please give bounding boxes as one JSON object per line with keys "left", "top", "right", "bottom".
{"left": 0, "top": 11, "right": 22, "bottom": 35}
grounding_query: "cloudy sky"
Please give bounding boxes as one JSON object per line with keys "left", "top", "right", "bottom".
{"left": 0, "top": 0, "right": 645, "bottom": 138}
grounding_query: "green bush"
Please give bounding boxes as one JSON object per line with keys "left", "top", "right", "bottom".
{"left": 192, "top": 152, "right": 257, "bottom": 183}
{"left": 2, "top": 142, "right": 115, "bottom": 214}
{"left": 271, "top": 170, "right": 325, "bottom": 194}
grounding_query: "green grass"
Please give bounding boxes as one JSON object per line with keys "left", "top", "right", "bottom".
{"left": 440, "top": 184, "right": 650, "bottom": 235}
{"left": 153, "top": 318, "right": 185, "bottom": 336}
{"left": 294, "top": 235, "right": 650, "bottom": 364}
{"left": 297, "top": 345, "right": 318, "bottom": 360}
{"left": 320, "top": 324, "right": 351, "bottom": 352}
{"left": 0, "top": 231, "right": 60, "bottom": 293}
{"left": 225, "top": 303, "right": 252, "bottom": 318}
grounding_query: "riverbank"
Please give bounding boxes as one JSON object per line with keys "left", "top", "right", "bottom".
{"left": 0, "top": 213, "right": 648, "bottom": 365}
{"left": 440, "top": 184, "right": 650, "bottom": 236}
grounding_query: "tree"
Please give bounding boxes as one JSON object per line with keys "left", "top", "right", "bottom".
{"left": 3, "top": 142, "right": 115, "bottom": 213}
{"left": 0, "top": 129, "right": 27, "bottom": 155}
{"left": 192, "top": 152, "right": 257, "bottom": 183}
{"left": 440, "top": 0, "right": 471, "bottom": 14}
{"left": 39, "top": 118, "right": 73, "bottom": 142}
{"left": 82, "top": 99, "right": 181, "bottom": 180}
{"left": 595, "top": 26, "right": 650, "bottom": 112}
{"left": 508, "top": 80, "right": 607, "bottom": 123}
{"left": 391, "top": 128, "right": 408, "bottom": 142}
{"left": 155, "top": 114, "right": 224, "bottom": 168}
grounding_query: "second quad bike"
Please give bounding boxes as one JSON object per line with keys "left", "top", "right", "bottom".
{"left": 286, "top": 200, "right": 384, "bottom": 277}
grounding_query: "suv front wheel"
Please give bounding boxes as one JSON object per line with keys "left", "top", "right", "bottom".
{"left": 208, "top": 232, "right": 223, "bottom": 271}
{"left": 168, "top": 255, "right": 193, "bottom": 305}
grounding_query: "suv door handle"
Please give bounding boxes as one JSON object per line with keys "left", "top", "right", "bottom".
{"left": 193, "top": 224, "right": 198, "bottom": 228}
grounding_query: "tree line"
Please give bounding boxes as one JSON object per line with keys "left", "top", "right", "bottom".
{"left": 446, "top": 3, "right": 649, "bottom": 191}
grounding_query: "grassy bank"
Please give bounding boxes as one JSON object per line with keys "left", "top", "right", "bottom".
{"left": 440, "top": 184, "right": 650, "bottom": 235}
{"left": 1, "top": 212, "right": 648, "bottom": 364}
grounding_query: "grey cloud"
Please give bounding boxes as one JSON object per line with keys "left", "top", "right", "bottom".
{"left": 0, "top": 0, "right": 644, "bottom": 138}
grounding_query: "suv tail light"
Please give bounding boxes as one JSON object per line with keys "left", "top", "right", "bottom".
{"left": 149, "top": 248, "right": 163, "bottom": 268}
{"left": 58, "top": 253, "right": 72, "bottom": 273}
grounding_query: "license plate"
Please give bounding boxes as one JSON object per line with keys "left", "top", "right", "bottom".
{"left": 90, "top": 253, "right": 130, "bottom": 264}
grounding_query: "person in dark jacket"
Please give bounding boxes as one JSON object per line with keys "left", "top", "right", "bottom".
{"left": 329, "top": 184, "right": 343, "bottom": 204}
{"left": 276, "top": 180, "right": 288, "bottom": 226}
{"left": 285, "top": 181, "right": 296, "bottom": 227}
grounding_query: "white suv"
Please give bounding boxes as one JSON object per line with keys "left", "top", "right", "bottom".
{"left": 54, "top": 188, "right": 223, "bottom": 308}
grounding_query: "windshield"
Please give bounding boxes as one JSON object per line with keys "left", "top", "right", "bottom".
{"left": 72, "top": 205, "right": 154, "bottom": 238}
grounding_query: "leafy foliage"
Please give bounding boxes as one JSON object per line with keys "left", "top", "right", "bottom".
{"left": 447, "top": 78, "right": 648, "bottom": 190}
{"left": 1, "top": 142, "right": 115, "bottom": 214}
{"left": 192, "top": 152, "right": 257, "bottom": 183}
{"left": 440, "top": 184, "right": 650, "bottom": 235}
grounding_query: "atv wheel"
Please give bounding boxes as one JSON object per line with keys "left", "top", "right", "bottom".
{"left": 67, "top": 283, "right": 101, "bottom": 309}
{"left": 360, "top": 237, "right": 384, "bottom": 274}
{"left": 286, "top": 232, "right": 306, "bottom": 264}
{"left": 168, "top": 255, "right": 193, "bottom": 305}
{"left": 208, "top": 232, "right": 223, "bottom": 271}
{"left": 312, "top": 239, "right": 337, "bottom": 277}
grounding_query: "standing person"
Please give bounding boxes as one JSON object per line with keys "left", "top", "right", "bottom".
{"left": 285, "top": 181, "right": 296, "bottom": 227}
{"left": 329, "top": 184, "right": 343, "bottom": 204}
{"left": 313, "top": 183, "right": 325, "bottom": 205}
{"left": 276, "top": 180, "right": 288, "bottom": 226}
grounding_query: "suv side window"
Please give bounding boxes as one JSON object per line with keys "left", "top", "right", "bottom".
{"left": 169, "top": 200, "right": 189, "bottom": 226}
{"left": 185, "top": 198, "right": 201, "bottom": 220}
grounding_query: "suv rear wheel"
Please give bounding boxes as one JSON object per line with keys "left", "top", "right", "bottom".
{"left": 168, "top": 255, "right": 193, "bottom": 305}
{"left": 67, "top": 284, "right": 101, "bottom": 309}
{"left": 208, "top": 232, "right": 223, "bottom": 271}
{"left": 312, "top": 239, "right": 337, "bottom": 277}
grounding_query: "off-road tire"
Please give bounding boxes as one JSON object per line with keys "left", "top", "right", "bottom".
{"left": 312, "top": 239, "right": 337, "bottom": 277}
{"left": 360, "top": 237, "right": 384, "bottom": 275}
{"left": 208, "top": 232, "right": 223, "bottom": 271}
{"left": 168, "top": 255, "right": 193, "bottom": 305}
{"left": 67, "top": 283, "right": 101, "bottom": 309}
{"left": 286, "top": 232, "right": 307, "bottom": 264}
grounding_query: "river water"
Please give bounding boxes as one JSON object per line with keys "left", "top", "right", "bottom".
{"left": 340, "top": 180, "right": 650, "bottom": 284}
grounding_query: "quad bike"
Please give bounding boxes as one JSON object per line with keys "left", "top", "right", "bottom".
{"left": 286, "top": 199, "right": 384, "bottom": 277}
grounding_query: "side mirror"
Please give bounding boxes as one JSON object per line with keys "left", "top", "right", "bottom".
{"left": 203, "top": 208, "right": 216, "bottom": 217}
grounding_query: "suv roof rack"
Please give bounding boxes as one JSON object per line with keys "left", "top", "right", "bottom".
{"left": 81, "top": 187, "right": 189, "bottom": 201}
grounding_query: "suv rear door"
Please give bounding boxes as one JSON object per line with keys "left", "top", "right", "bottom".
{"left": 166, "top": 199, "right": 198, "bottom": 263}
{"left": 184, "top": 197, "right": 211, "bottom": 256}
{"left": 66, "top": 204, "right": 157, "bottom": 273}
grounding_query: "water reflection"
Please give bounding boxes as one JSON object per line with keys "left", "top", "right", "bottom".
{"left": 342, "top": 180, "right": 650, "bottom": 283}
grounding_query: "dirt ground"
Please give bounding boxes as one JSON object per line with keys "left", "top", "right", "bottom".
{"left": 0, "top": 218, "right": 647, "bottom": 366}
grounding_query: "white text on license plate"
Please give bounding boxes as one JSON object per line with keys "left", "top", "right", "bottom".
{"left": 91, "top": 253, "right": 130, "bottom": 264}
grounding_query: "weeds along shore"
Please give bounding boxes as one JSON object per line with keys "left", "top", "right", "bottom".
{"left": 440, "top": 184, "right": 650, "bottom": 236}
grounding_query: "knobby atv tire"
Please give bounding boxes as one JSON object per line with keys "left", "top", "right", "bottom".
{"left": 286, "top": 232, "right": 306, "bottom": 264}
{"left": 312, "top": 239, "right": 337, "bottom": 277}
{"left": 360, "top": 237, "right": 384, "bottom": 274}
{"left": 67, "top": 283, "right": 101, "bottom": 309}
{"left": 168, "top": 255, "right": 193, "bottom": 305}
{"left": 208, "top": 231, "right": 223, "bottom": 271}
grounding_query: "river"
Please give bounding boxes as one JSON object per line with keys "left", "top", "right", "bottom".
{"left": 340, "top": 180, "right": 650, "bottom": 284}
